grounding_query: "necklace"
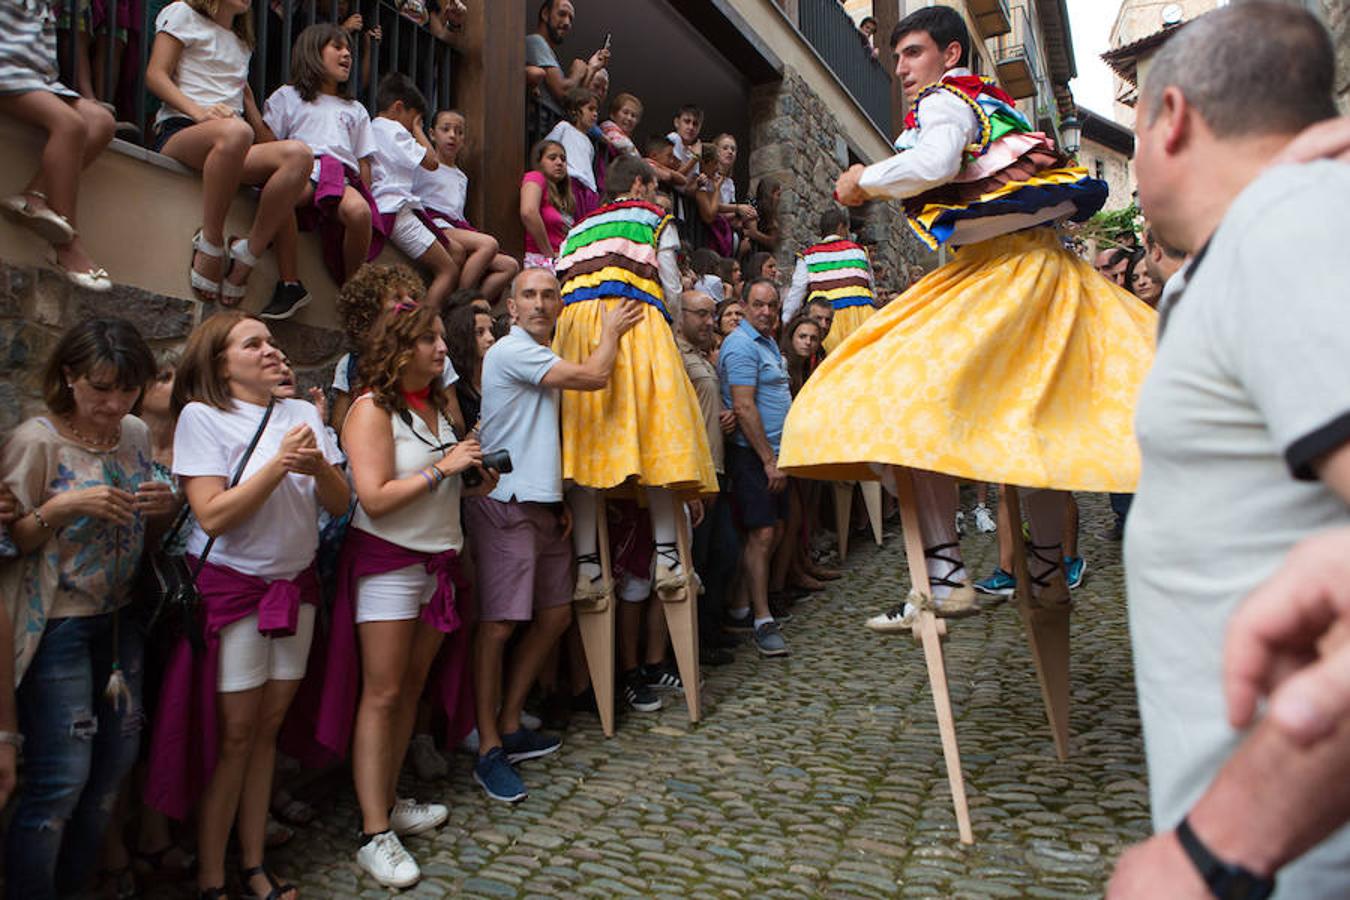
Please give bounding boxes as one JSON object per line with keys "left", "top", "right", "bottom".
{"left": 62, "top": 415, "right": 120, "bottom": 448}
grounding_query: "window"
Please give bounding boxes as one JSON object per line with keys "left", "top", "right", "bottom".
{"left": 1095, "top": 159, "right": 1106, "bottom": 181}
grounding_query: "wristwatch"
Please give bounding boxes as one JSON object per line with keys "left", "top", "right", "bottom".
{"left": 0, "top": 730, "right": 23, "bottom": 751}
{"left": 1176, "top": 815, "right": 1276, "bottom": 900}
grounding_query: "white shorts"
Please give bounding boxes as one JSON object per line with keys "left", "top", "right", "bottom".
{"left": 216, "top": 605, "right": 317, "bottom": 693}
{"left": 617, "top": 572, "right": 651, "bottom": 604}
{"left": 389, "top": 206, "right": 438, "bottom": 259}
{"left": 355, "top": 564, "right": 436, "bottom": 624}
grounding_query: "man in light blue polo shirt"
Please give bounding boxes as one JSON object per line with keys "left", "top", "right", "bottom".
{"left": 717, "top": 277, "right": 793, "bottom": 657}
{"left": 466, "top": 267, "right": 641, "bottom": 803}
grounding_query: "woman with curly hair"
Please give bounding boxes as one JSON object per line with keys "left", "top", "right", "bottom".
{"left": 329, "top": 263, "right": 464, "bottom": 434}
{"left": 317, "top": 302, "right": 490, "bottom": 887}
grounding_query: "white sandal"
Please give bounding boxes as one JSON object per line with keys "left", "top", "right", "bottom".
{"left": 221, "top": 237, "right": 259, "bottom": 306}
{"left": 190, "top": 229, "right": 226, "bottom": 301}
{"left": 2, "top": 191, "right": 76, "bottom": 246}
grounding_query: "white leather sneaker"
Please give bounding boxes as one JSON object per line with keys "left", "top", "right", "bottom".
{"left": 356, "top": 830, "right": 420, "bottom": 888}
{"left": 389, "top": 797, "right": 448, "bottom": 836}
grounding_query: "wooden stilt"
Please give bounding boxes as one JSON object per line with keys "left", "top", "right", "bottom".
{"left": 661, "top": 508, "right": 702, "bottom": 722}
{"left": 1002, "top": 486, "right": 1072, "bottom": 761}
{"left": 893, "top": 467, "right": 974, "bottom": 845}
{"left": 575, "top": 499, "right": 616, "bottom": 737}
{"left": 861, "top": 480, "right": 884, "bottom": 547}
{"left": 833, "top": 482, "right": 853, "bottom": 562}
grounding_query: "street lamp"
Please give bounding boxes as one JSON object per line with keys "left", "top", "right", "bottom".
{"left": 1059, "top": 115, "right": 1082, "bottom": 158}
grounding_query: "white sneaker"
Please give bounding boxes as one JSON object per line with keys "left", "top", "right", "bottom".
{"left": 357, "top": 830, "right": 420, "bottom": 888}
{"left": 389, "top": 797, "right": 448, "bottom": 836}
{"left": 866, "top": 603, "right": 918, "bottom": 633}
{"left": 973, "top": 503, "right": 997, "bottom": 534}
{"left": 955, "top": 510, "right": 966, "bottom": 535}
{"left": 408, "top": 734, "right": 448, "bottom": 781}
{"left": 520, "top": 710, "right": 543, "bottom": 732}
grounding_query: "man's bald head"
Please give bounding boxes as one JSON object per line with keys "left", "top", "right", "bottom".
{"left": 679, "top": 290, "right": 717, "bottom": 350}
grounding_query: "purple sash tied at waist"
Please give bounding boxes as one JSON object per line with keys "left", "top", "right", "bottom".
{"left": 301, "top": 155, "right": 391, "bottom": 282}
{"left": 287, "top": 527, "right": 473, "bottom": 768}
{"left": 144, "top": 560, "right": 319, "bottom": 821}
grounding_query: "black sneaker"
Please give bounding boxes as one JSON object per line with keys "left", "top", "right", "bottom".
{"left": 640, "top": 661, "right": 683, "bottom": 692}
{"left": 622, "top": 669, "right": 662, "bottom": 712}
{"left": 700, "top": 645, "right": 735, "bottom": 667}
{"left": 722, "top": 610, "right": 754, "bottom": 633}
{"left": 259, "top": 281, "right": 311, "bottom": 320}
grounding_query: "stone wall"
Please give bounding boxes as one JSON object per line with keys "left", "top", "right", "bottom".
{"left": 1327, "top": 0, "right": 1350, "bottom": 111}
{"left": 0, "top": 261, "right": 345, "bottom": 432}
{"left": 747, "top": 67, "right": 931, "bottom": 298}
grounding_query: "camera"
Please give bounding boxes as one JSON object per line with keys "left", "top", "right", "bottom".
{"left": 462, "top": 449, "right": 512, "bottom": 488}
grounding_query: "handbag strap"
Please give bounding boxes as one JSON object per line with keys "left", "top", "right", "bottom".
{"left": 189, "top": 398, "right": 277, "bottom": 580}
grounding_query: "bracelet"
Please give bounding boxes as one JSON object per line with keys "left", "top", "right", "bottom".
{"left": 0, "top": 730, "right": 23, "bottom": 751}
{"left": 419, "top": 469, "right": 437, "bottom": 491}
{"left": 31, "top": 507, "right": 52, "bottom": 530}
{"left": 431, "top": 466, "right": 447, "bottom": 484}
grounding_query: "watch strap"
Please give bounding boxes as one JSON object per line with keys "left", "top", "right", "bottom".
{"left": 1177, "top": 816, "right": 1276, "bottom": 900}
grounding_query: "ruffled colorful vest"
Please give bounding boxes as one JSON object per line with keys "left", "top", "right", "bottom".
{"left": 898, "top": 75, "right": 1107, "bottom": 250}
{"left": 556, "top": 199, "right": 674, "bottom": 321}
{"left": 799, "top": 238, "right": 875, "bottom": 310}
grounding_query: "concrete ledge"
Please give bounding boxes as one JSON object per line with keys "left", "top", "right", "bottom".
{"left": 0, "top": 117, "right": 400, "bottom": 331}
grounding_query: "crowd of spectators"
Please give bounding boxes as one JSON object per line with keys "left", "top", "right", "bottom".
{"left": 0, "top": 1, "right": 905, "bottom": 887}
{"left": 10, "top": 0, "right": 1350, "bottom": 898}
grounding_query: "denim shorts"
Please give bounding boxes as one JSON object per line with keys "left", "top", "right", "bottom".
{"left": 153, "top": 115, "right": 196, "bottom": 152}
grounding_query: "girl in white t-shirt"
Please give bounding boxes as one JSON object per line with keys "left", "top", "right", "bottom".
{"left": 544, "top": 87, "right": 600, "bottom": 218}
{"left": 146, "top": 0, "right": 314, "bottom": 317}
{"left": 168, "top": 311, "right": 349, "bottom": 900}
{"left": 416, "top": 109, "right": 520, "bottom": 305}
{"left": 340, "top": 302, "right": 490, "bottom": 887}
{"left": 263, "top": 23, "right": 378, "bottom": 283}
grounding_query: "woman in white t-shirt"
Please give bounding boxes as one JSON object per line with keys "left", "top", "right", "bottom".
{"left": 262, "top": 23, "right": 378, "bottom": 283}
{"left": 416, "top": 109, "right": 519, "bottom": 304}
{"left": 338, "top": 302, "right": 490, "bottom": 887}
{"left": 146, "top": 0, "right": 314, "bottom": 316}
{"left": 166, "top": 312, "right": 348, "bottom": 900}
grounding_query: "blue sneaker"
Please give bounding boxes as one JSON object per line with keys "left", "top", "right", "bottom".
{"left": 1064, "top": 556, "right": 1087, "bottom": 590}
{"left": 500, "top": 728, "right": 561, "bottom": 764}
{"left": 974, "top": 568, "right": 1016, "bottom": 597}
{"left": 473, "top": 747, "right": 526, "bottom": 803}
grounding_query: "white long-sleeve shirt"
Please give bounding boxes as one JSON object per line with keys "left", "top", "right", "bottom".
{"left": 782, "top": 256, "right": 810, "bottom": 323}
{"left": 857, "top": 68, "right": 981, "bottom": 202}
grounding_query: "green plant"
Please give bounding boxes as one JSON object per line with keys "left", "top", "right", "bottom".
{"left": 1070, "top": 202, "right": 1142, "bottom": 249}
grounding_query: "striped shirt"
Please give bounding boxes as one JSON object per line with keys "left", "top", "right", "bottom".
{"left": 556, "top": 200, "right": 675, "bottom": 321}
{"left": 783, "top": 237, "right": 876, "bottom": 321}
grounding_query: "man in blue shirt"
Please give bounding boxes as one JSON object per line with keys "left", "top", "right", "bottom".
{"left": 467, "top": 267, "right": 641, "bottom": 803}
{"left": 717, "top": 277, "right": 793, "bottom": 657}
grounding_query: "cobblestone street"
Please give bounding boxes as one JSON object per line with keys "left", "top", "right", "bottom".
{"left": 266, "top": 494, "right": 1149, "bottom": 898}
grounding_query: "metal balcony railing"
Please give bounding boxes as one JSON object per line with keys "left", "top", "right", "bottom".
{"left": 53, "top": 0, "right": 454, "bottom": 146}
{"left": 796, "top": 0, "right": 893, "bottom": 137}
{"left": 993, "top": 5, "right": 1041, "bottom": 101}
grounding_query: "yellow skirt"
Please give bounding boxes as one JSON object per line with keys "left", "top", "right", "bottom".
{"left": 778, "top": 229, "right": 1157, "bottom": 492}
{"left": 553, "top": 299, "right": 718, "bottom": 495}
{"left": 822, "top": 304, "right": 875, "bottom": 354}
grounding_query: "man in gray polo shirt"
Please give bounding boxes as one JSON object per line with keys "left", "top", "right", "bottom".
{"left": 466, "top": 267, "right": 641, "bottom": 804}
{"left": 525, "top": 0, "right": 609, "bottom": 121}
{"left": 1110, "top": 5, "right": 1350, "bottom": 897}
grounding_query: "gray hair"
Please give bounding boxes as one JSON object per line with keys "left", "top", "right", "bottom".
{"left": 1141, "top": 2, "right": 1336, "bottom": 138}
{"left": 507, "top": 266, "right": 559, "bottom": 298}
